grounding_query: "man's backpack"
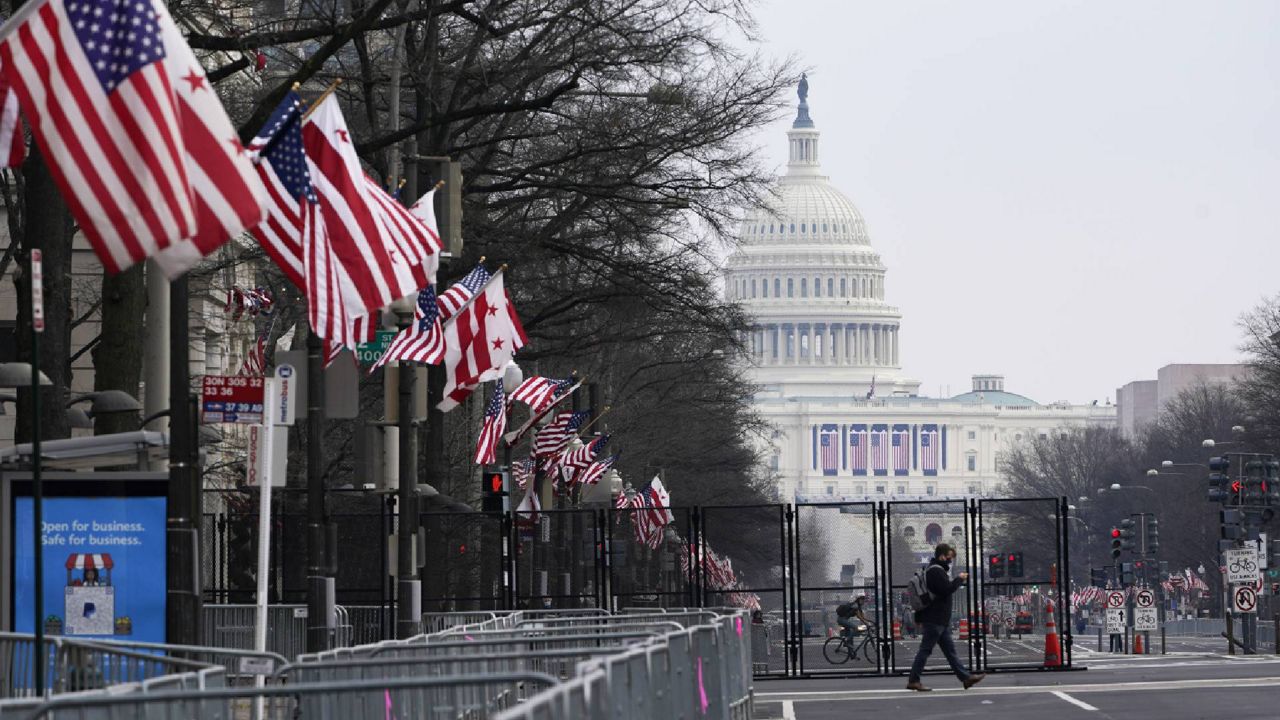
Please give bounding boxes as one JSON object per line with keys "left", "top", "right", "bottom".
{"left": 836, "top": 603, "right": 854, "bottom": 619}
{"left": 906, "top": 567, "right": 934, "bottom": 612}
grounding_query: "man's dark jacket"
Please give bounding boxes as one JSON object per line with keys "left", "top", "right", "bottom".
{"left": 914, "top": 558, "right": 964, "bottom": 626}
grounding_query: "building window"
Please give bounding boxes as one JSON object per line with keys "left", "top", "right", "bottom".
{"left": 751, "top": 279, "right": 756, "bottom": 298}
{"left": 841, "top": 278, "right": 847, "bottom": 296}
{"left": 813, "top": 278, "right": 819, "bottom": 297}
{"left": 761, "top": 281, "right": 767, "bottom": 298}
{"left": 800, "top": 223, "right": 806, "bottom": 234}
{"left": 790, "top": 223, "right": 796, "bottom": 234}
{"left": 967, "top": 456, "right": 976, "bottom": 472}
{"left": 925, "top": 484, "right": 936, "bottom": 496}
{"left": 896, "top": 483, "right": 907, "bottom": 494}
{"left": 875, "top": 484, "right": 885, "bottom": 495}
{"left": 856, "top": 483, "right": 866, "bottom": 495}
{"left": 925, "top": 523, "right": 943, "bottom": 545}
{"left": 967, "top": 430, "right": 975, "bottom": 440}
{"left": 825, "top": 484, "right": 835, "bottom": 495}
{"left": 800, "top": 278, "right": 807, "bottom": 297}
{"left": 775, "top": 278, "right": 781, "bottom": 297}
{"left": 827, "top": 278, "right": 834, "bottom": 296}
{"left": 1039, "top": 433, "right": 1048, "bottom": 440}
{"left": 967, "top": 483, "right": 980, "bottom": 495}
{"left": 1015, "top": 433, "right": 1022, "bottom": 441}
{"left": 788, "top": 279, "right": 794, "bottom": 297}
{"left": 951, "top": 526, "right": 963, "bottom": 537}
{"left": 903, "top": 526, "right": 916, "bottom": 539}
{"left": 770, "top": 454, "right": 780, "bottom": 471}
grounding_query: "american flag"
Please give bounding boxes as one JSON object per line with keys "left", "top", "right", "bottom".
{"left": 577, "top": 452, "right": 617, "bottom": 486}
{"left": 512, "top": 457, "right": 536, "bottom": 490}
{"left": 503, "top": 378, "right": 583, "bottom": 446}
{"left": 302, "top": 96, "right": 439, "bottom": 331}
{"left": 226, "top": 286, "right": 275, "bottom": 322}
{"left": 850, "top": 425, "right": 867, "bottom": 475}
{"left": 819, "top": 425, "right": 838, "bottom": 476}
{"left": 370, "top": 286, "right": 444, "bottom": 372}
{"left": 1184, "top": 567, "right": 1207, "bottom": 591}
{"left": 892, "top": 425, "right": 910, "bottom": 475}
{"left": 618, "top": 488, "right": 665, "bottom": 549}
{"left": 437, "top": 264, "right": 491, "bottom": 322}
{"left": 552, "top": 434, "right": 609, "bottom": 485}
{"left": 870, "top": 425, "right": 889, "bottom": 476}
{"left": 532, "top": 411, "right": 589, "bottom": 457}
{"left": 247, "top": 90, "right": 312, "bottom": 290}
{"left": 236, "top": 327, "right": 268, "bottom": 377}
{"left": 509, "top": 376, "right": 575, "bottom": 414}
{"left": 473, "top": 380, "right": 506, "bottom": 465}
{"left": 0, "top": 58, "right": 23, "bottom": 167}
{"left": 0, "top": 0, "right": 265, "bottom": 277}
{"left": 921, "top": 425, "right": 940, "bottom": 476}
{"left": 437, "top": 269, "right": 527, "bottom": 411}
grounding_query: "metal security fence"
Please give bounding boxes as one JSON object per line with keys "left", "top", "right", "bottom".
{"left": 5, "top": 608, "right": 750, "bottom": 719}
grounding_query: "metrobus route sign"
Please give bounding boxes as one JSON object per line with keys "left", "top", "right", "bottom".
{"left": 201, "top": 376, "right": 266, "bottom": 424}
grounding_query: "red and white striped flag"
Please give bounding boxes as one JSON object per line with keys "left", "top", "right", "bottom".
{"left": 302, "top": 96, "right": 439, "bottom": 323}
{"left": 473, "top": 380, "right": 506, "bottom": 465}
{"left": 237, "top": 328, "right": 267, "bottom": 377}
{"left": 0, "top": 0, "right": 265, "bottom": 277}
{"left": 512, "top": 456, "right": 536, "bottom": 490}
{"left": 436, "top": 269, "right": 528, "bottom": 411}
{"left": 532, "top": 411, "right": 589, "bottom": 458}
{"left": 0, "top": 58, "right": 24, "bottom": 167}
{"left": 553, "top": 434, "right": 609, "bottom": 485}
{"left": 509, "top": 376, "right": 575, "bottom": 414}
{"left": 369, "top": 286, "right": 444, "bottom": 372}
{"left": 577, "top": 452, "right": 618, "bottom": 486}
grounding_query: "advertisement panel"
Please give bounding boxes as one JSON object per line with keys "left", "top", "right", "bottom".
{"left": 12, "top": 496, "right": 166, "bottom": 642}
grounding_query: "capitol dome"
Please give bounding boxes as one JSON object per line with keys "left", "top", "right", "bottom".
{"left": 724, "top": 75, "right": 920, "bottom": 398}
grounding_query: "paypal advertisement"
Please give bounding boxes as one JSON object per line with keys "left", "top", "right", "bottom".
{"left": 12, "top": 496, "right": 166, "bottom": 642}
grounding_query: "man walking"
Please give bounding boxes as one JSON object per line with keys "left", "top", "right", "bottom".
{"left": 906, "top": 543, "right": 986, "bottom": 691}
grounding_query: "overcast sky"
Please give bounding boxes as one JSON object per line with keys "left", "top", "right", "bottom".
{"left": 738, "top": 0, "right": 1279, "bottom": 403}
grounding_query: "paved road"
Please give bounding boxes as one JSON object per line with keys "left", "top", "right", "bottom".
{"left": 754, "top": 651, "right": 1280, "bottom": 719}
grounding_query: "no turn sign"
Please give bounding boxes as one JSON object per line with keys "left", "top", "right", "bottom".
{"left": 1234, "top": 586, "right": 1258, "bottom": 614}
{"left": 1135, "top": 589, "right": 1155, "bottom": 608}
{"left": 1106, "top": 591, "right": 1125, "bottom": 609}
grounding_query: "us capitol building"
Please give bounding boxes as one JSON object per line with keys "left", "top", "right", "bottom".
{"left": 724, "top": 77, "right": 1115, "bottom": 545}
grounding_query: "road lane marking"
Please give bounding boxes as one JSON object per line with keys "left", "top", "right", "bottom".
{"left": 1052, "top": 691, "right": 1098, "bottom": 711}
{"left": 757, "top": 674, "right": 1280, "bottom": 703}
{"left": 782, "top": 700, "right": 796, "bottom": 720}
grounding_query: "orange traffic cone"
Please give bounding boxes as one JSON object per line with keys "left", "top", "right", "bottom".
{"left": 893, "top": 620, "right": 903, "bottom": 640}
{"left": 959, "top": 618, "right": 970, "bottom": 640}
{"left": 1043, "top": 602, "right": 1061, "bottom": 667}
{"left": 1133, "top": 632, "right": 1144, "bottom": 655}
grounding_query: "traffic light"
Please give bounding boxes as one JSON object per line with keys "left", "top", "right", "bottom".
{"left": 1111, "top": 528, "right": 1122, "bottom": 559}
{"left": 988, "top": 554, "right": 1005, "bottom": 579}
{"left": 1267, "top": 461, "right": 1280, "bottom": 504}
{"left": 1145, "top": 516, "right": 1159, "bottom": 554}
{"left": 482, "top": 466, "right": 508, "bottom": 513}
{"left": 1119, "top": 518, "right": 1137, "bottom": 552}
{"left": 1007, "top": 552, "right": 1024, "bottom": 578}
{"left": 225, "top": 513, "right": 256, "bottom": 602}
{"left": 1208, "top": 456, "right": 1233, "bottom": 504}
{"left": 1271, "top": 539, "right": 1280, "bottom": 570}
{"left": 1121, "top": 562, "right": 1135, "bottom": 586}
{"left": 1090, "top": 567, "right": 1108, "bottom": 588}
{"left": 1243, "top": 461, "right": 1266, "bottom": 505}
{"left": 1221, "top": 508, "right": 1245, "bottom": 540}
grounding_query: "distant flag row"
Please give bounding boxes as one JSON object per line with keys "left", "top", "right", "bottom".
{"left": 225, "top": 287, "right": 274, "bottom": 322}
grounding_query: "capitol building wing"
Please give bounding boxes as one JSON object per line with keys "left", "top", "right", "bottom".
{"left": 725, "top": 77, "right": 1115, "bottom": 506}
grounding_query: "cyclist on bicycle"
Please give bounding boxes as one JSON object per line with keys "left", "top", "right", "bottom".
{"left": 836, "top": 594, "right": 872, "bottom": 641}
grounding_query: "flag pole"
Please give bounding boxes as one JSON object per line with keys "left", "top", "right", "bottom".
{"left": 579, "top": 405, "right": 612, "bottom": 435}
{"left": 301, "top": 80, "right": 344, "bottom": 121}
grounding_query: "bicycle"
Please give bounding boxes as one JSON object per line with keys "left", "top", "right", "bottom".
{"left": 822, "top": 622, "right": 881, "bottom": 665}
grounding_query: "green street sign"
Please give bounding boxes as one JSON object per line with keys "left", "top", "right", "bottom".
{"left": 355, "top": 330, "right": 398, "bottom": 366}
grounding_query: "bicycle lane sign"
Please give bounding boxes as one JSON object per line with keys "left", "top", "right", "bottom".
{"left": 1225, "top": 548, "right": 1260, "bottom": 584}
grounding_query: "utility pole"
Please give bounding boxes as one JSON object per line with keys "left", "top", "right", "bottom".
{"left": 394, "top": 303, "right": 421, "bottom": 638}
{"left": 166, "top": 276, "right": 200, "bottom": 646}
{"left": 305, "top": 331, "right": 332, "bottom": 651}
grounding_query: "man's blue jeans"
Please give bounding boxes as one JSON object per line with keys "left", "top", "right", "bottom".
{"left": 908, "top": 622, "right": 970, "bottom": 683}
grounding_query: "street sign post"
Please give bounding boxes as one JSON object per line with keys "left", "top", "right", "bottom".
{"left": 1134, "top": 589, "right": 1157, "bottom": 631}
{"left": 201, "top": 376, "right": 266, "bottom": 424}
{"left": 1226, "top": 548, "right": 1260, "bottom": 585}
{"left": 1233, "top": 585, "right": 1258, "bottom": 614}
{"left": 355, "top": 330, "right": 399, "bottom": 366}
{"left": 1106, "top": 608, "right": 1126, "bottom": 634}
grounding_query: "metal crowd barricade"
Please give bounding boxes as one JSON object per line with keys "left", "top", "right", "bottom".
{"left": 0, "top": 633, "right": 212, "bottom": 699}
{"left": 202, "top": 604, "right": 310, "bottom": 659}
{"left": 21, "top": 672, "right": 559, "bottom": 720}
{"left": 68, "top": 637, "right": 289, "bottom": 685}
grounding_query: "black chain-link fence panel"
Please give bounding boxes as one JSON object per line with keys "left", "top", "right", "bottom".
{"left": 607, "top": 507, "right": 694, "bottom": 610}
{"left": 978, "top": 497, "right": 1069, "bottom": 669}
{"left": 701, "top": 505, "right": 789, "bottom": 676}
{"left": 421, "top": 510, "right": 506, "bottom": 611}
{"left": 513, "top": 509, "right": 602, "bottom": 610}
